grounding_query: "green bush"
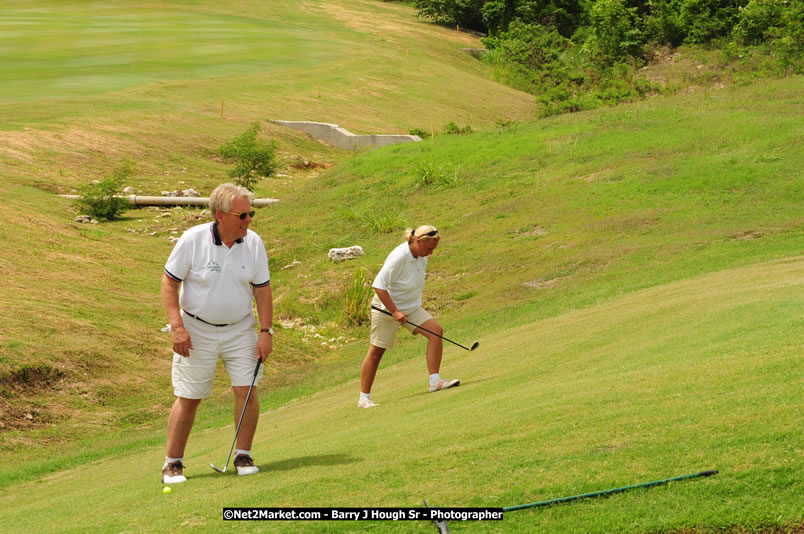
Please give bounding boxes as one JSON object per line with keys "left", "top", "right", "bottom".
{"left": 588, "top": 0, "right": 644, "bottom": 61}
{"left": 414, "top": 0, "right": 486, "bottom": 30}
{"left": 444, "top": 121, "right": 472, "bottom": 134}
{"left": 733, "top": 0, "right": 783, "bottom": 44}
{"left": 218, "top": 121, "right": 277, "bottom": 191}
{"left": 642, "top": 0, "right": 686, "bottom": 46}
{"left": 678, "top": 0, "right": 746, "bottom": 44}
{"left": 74, "top": 161, "right": 133, "bottom": 221}
{"left": 409, "top": 127, "right": 432, "bottom": 139}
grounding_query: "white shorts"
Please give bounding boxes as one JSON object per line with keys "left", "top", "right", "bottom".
{"left": 172, "top": 312, "right": 263, "bottom": 399}
{"left": 370, "top": 307, "right": 433, "bottom": 349}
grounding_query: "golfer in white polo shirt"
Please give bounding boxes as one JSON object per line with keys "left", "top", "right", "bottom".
{"left": 160, "top": 183, "right": 273, "bottom": 484}
{"left": 358, "top": 225, "right": 459, "bottom": 408}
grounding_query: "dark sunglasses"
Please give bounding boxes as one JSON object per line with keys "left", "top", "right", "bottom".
{"left": 228, "top": 210, "right": 255, "bottom": 220}
{"left": 414, "top": 229, "right": 438, "bottom": 238}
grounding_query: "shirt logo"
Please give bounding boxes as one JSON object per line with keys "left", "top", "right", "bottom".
{"left": 204, "top": 260, "right": 222, "bottom": 273}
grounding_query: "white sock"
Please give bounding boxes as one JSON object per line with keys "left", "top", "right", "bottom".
{"left": 234, "top": 449, "right": 250, "bottom": 458}
{"left": 429, "top": 373, "right": 440, "bottom": 386}
{"left": 164, "top": 456, "right": 183, "bottom": 467}
{"left": 360, "top": 392, "right": 371, "bottom": 401}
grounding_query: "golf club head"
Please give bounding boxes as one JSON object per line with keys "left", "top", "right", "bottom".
{"left": 210, "top": 463, "right": 227, "bottom": 473}
{"left": 470, "top": 341, "right": 479, "bottom": 351}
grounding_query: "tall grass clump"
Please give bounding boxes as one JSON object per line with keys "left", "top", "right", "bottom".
{"left": 364, "top": 209, "right": 406, "bottom": 233}
{"left": 342, "top": 267, "right": 374, "bottom": 326}
{"left": 415, "top": 160, "right": 462, "bottom": 189}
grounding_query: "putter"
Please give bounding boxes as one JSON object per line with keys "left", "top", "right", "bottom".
{"left": 211, "top": 359, "right": 262, "bottom": 474}
{"left": 371, "top": 305, "right": 479, "bottom": 351}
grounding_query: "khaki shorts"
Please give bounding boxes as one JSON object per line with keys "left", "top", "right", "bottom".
{"left": 370, "top": 307, "right": 433, "bottom": 349}
{"left": 172, "top": 312, "right": 263, "bottom": 399}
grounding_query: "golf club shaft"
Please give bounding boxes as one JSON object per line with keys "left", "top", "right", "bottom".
{"left": 221, "top": 359, "right": 262, "bottom": 470}
{"left": 503, "top": 470, "right": 718, "bottom": 512}
{"left": 371, "top": 305, "right": 474, "bottom": 351}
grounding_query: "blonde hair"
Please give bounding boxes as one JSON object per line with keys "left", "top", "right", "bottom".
{"left": 405, "top": 225, "right": 440, "bottom": 243}
{"left": 209, "top": 183, "right": 254, "bottom": 218}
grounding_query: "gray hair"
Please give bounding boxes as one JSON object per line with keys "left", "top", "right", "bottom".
{"left": 405, "top": 225, "right": 440, "bottom": 243}
{"left": 209, "top": 183, "right": 254, "bottom": 218}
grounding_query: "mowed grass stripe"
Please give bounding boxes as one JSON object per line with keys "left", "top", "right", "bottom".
{"left": 0, "top": 3, "right": 346, "bottom": 103}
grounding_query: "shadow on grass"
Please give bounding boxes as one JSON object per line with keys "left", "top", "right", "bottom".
{"left": 389, "top": 375, "right": 503, "bottom": 403}
{"left": 259, "top": 453, "right": 361, "bottom": 472}
{"left": 191, "top": 453, "right": 361, "bottom": 480}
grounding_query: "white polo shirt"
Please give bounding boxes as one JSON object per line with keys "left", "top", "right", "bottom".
{"left": 165, "top": 222, "right": 270, "bottom": 325}
{"left": 371, "top": 242, "right": 427, "bottom": 314}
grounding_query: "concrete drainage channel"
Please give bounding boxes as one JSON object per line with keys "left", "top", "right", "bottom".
{"left": 272, "top": 120, "right": 421, "bottom": 151}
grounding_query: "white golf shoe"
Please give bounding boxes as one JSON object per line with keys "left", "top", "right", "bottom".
{"left": 161, "top": 461, "right": 187, "bottom": 484}
{"left": 234, "top": 454, "right": 259, "bottom": 476}
{"left": 357, "top": 398, "right": 379, "bottom": 408}
{"left": 429, "top": 378, "right": 460, "bottom": 392}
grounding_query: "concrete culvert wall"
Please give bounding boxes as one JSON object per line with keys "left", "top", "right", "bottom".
{"left": 273, "top": 121, "right": 421, "bottom": 151}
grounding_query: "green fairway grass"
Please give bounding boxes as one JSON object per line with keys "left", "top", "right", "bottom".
{"left": 0, "top": 1, "right": 801, "bottom": 532}
{"left": 1, "top": 4, "right": 344, "bottom": 103}
{"left": 0, "top": 257, "right": 800, "bottom": 532}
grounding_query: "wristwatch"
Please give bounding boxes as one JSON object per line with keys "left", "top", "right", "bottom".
{"left": 260, "top": 327, "right": 274, "bottom": 335}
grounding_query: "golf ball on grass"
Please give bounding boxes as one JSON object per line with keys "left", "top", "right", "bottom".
{"left": 163, "top": 486, "right": 172, "bottom": 495}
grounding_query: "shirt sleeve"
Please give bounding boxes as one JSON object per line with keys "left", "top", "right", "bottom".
{"left": 251, "top": 236, "right": 271, "bottom": 287}
{"left": 372, "top": 248, "right": 400, "bottom": 291}
{"left": 164, "top": 233, "right": 192, "bottom": 282}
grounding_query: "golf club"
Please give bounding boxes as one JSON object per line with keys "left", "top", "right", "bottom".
{"left": 210, "top": 359, "right": 262, "bottom": 474}
{"left": 371, "top": 305, "right": 479, "bottom": 351}
{"left": 423, "top": 498, "right": 451, "bottom": 534}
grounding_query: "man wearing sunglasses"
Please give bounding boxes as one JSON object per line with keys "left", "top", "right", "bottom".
{"left": 160, "top": 183, "right": 273, "bottom": 484}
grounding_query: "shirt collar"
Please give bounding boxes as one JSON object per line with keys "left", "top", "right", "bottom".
{"left": 211, "top": 222, "right": 243, "bottom": 246}
{"left": 405, "top": 242, "right": 418, "bottom": 261}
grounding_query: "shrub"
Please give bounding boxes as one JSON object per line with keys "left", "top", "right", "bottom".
{"left": 218, "top": 121, "right": 277, "bottom": 191}
{"left": 74, "top": 161, "right": 133, "bottom": 221}
{"left": 409, "top": 127, "right": 432, "bottom": 139}
{"left": 643, "top": 0, "right": 686, "bottom": 46}
{"left": 444, "top": 121, "right": 473, "bottom": 134}
{"left": 414, "top": 0, "right": 487, "bottom": 31}
{"left": 678, "top": 0, "right": 746, "bottom": 44}
{"left": 588, "top": 0, "right": 644, "bottom": 61}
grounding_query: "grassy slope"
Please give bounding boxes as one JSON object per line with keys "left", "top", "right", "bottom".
{"left": 0, "top": 0, "right": 802, "bottom": 532}
{"left": 0, "top": 0, "right": 533, "bottom": 450}
{"left": 0, "top": 257, "right": 800, "bottom": 532}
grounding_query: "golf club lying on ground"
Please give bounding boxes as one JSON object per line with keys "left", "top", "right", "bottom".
{"left": 371, "top": 305, "right": 479, "bottom": 351}
{"left": 423, "top": 498, "right": 450, "bottom": 534}
{"left": 210, "top": 359, "right": 262, "bottom": 474}
{"left": 503, "top": 470, "right": 719, "bottom": 512}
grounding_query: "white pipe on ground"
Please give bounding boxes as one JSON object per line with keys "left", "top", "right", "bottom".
{"left": 59, "top": 195, "right": 279, "bottom": 207}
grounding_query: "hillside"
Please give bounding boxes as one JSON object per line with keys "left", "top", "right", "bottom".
{"left": 0, "top": 0, "right": 534, "bottom": 440}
